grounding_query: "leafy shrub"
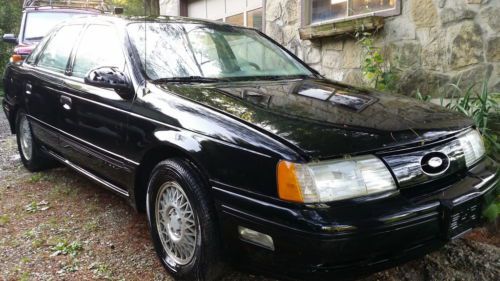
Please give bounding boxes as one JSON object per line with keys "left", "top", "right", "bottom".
{"left": 355, "top": 29, "right": 397, "bottom": 92}
{"left": 415, "top": 80, "right": 499, "bottom": 158}
{"left": 0, "top": 0, "right": 22, "bottom": 87}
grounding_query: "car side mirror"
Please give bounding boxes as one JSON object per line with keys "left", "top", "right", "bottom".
{"left": 3, "top": 34, "right": 18, "bottom": 44}
{"left": 84, "top": 67, "right": 134, "bottom": 99}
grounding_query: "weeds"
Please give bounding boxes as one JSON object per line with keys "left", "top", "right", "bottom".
{"left": 58, "top": 258, "right": 80, "bottom": 274}
{"left": 415, "top": 80, "right": 499, "bottom": 157}
{"left": 49, "top": 184, "right": 78, "bottom": 200}
{"left": 443, "top": 80, "right": 499, "bottom": 156}
{"left": 355, "top": 28, "right": 396, "bottom": 92}
{"left": 0, "top": 214, "right": 10, "bottom": 226}
{"left": 19, "top": 271, "right": 30, "bottom": 281}
{"left": 83, "top": 218, "right": 100, "bottom": 232}
{"left": 51, "top": 240, "right": 83, "bottom": 257}
{"left": 28, "top": 173, "right": 45, "bottom": 183}
{"left": 24, "top": 200, "right": 50, "bottom": 213}
{"left": 90, "top": 262, "right": 113, "bottom": 279}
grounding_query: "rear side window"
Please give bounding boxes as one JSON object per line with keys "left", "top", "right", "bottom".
{"left": 72, "top": 25, "right": 125, "bottom": 79}
{"left": 37, "top": 25, "right": 83, "bottom": 73}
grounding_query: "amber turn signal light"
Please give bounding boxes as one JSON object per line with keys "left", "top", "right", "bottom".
{"left": 10, "top": 54, "right": 23, "bottom": 64}
{"left": 277, "top": 160, "right": 304, "bottom": 203}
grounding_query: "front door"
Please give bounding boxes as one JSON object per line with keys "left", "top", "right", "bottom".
{"left": 57, "top": 24, "right": 135, "bottom": 193}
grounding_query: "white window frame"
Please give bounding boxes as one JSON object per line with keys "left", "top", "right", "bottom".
{"left": 301, "top": 0, "right": 401, "bottom": 27}
{"left": 186, "top": 0, "right": 265, "bottom": 31}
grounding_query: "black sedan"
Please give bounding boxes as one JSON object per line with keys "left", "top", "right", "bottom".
{"left": 2, "top": 16, "right": 498, "bottom": 281}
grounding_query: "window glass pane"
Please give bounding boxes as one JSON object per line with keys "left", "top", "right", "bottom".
{"left": 37, "top": 25, "right": 82, "bottom": 73}
{"left": 24, "top": 11, "right": 86, "bottom": 42}
{"left": 226, "top": 13, "right": 244, "bottom": 26}
{"left": 351, "top": 0, "right": 396, "bottom": 16}
{"left": 72, "top": 25, "right": 125, "bottom": 79}
{"left": 247, "top": 8, "right": 263, "bottom": 31}
{"left": 311, "top": 0, "right": 347, "bottom": 23}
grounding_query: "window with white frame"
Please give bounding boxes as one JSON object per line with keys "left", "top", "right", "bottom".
{"left": 307, "top": 0, "right": 399, "bottom": 25}
{"left": 187, "top": 0, "right": 263, "bottom": 31}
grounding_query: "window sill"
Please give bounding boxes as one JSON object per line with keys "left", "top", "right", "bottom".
{"left": 299, "top": 16, "right": 385, "bottom": 40}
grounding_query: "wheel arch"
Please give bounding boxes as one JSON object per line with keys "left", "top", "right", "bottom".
{"left": 133, "top": 144, "right": 210, "bottom": 212}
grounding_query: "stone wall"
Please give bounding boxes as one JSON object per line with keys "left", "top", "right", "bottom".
{"left": 265, "top": 0, "right": 500, "bottom": 97}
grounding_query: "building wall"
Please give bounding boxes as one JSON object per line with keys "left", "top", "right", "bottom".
{"left": 266, "top": 0, "right": 500, "bottom": 97}
{"left": 160, "top": 0, "right": 180, "bottom": 16}
{"left": 161, "top": 0, "right": 500, "bottom": 97}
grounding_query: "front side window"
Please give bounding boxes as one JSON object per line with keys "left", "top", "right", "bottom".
{"left": 310, "top": 0, "right": 398, "bottom": 24}
{"left": 127, "top": 23, "right": 312, "bottom": 81}
{"left": 37, "top": 25, "right": 83, "bottom": 73}
{"left": 72, "top": 25, "right": 126, "bottom": 79}
{"left": 23, "top": 11, "right": 89, "bottom": 42}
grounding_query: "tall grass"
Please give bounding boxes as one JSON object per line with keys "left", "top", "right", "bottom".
{"left": 416, "top": 80, "right": 499, "bottom": 159}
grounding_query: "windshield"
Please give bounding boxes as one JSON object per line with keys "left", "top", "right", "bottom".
{"left": 127, "top": 22, "right": 313, "bottom": 81}
{"left": 24, "top": 11, "right": 88, "bottom": 41}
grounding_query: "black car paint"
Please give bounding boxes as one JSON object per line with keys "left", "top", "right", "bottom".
{"left": 2, "top": 16, "right": 498, "bottom": 280}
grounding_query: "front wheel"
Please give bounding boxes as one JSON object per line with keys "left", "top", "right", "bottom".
{"left": 146, "top": 159, "right": 225, "bottom": 281}
{"left": 15, "top": 110, "right": 53, "bottom": 172}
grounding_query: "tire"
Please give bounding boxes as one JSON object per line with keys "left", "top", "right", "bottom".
{"left": 15, "top": 110, "right": 53, "bottom": 172}
{"left": 146, "top": 158, "right": 225, "bottom": 281}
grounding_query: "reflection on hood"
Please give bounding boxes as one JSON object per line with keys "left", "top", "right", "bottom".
{"left": 159, "top": 79, "right": 473, "bottom": 158}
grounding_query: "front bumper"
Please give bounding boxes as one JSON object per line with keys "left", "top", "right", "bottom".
{"left": 213, "top": 156, "right": 499, "bottom": 280}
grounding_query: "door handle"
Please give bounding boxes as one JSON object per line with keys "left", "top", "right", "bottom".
{"left": 26, "top": 82, "right": 32, "bottom": 95}
{"left": 60, "top": 96, "right": 72, "bottom": 111}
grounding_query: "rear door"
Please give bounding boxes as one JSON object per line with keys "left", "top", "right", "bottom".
{"left": 26, "top": 24, "right": 84, "bottom": 151}
{"left": 57, "top": 24, "right": 135, "bottom": 193}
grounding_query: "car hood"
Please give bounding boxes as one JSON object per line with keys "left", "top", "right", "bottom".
{"left": 161, "top": 79, "right": 473, "bottom": 159}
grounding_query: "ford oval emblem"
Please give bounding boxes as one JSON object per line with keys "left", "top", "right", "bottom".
{"left": 420, "top": 152, "right": 450, "bottom": 176}
{"left": 428, "top": 157, "right": 443, "bottom": 168}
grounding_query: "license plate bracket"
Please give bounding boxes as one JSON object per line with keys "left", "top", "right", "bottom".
{"left": 443, "top": 197, "right": 482, "bottom": 239}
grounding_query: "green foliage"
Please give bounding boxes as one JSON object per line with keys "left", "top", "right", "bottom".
{"left": 0, "top": 0, "right": 22, "bottom": 84}
{"left": 51, "top": 240, "right": 83, "bottom": 257}
{"left": 414, "top": 89, "right": 432, "bottom": 102}
{"left": 0, "top": 214, "right": 9, "bottom": 226}
{"left": 355, "top": 29, "right": 396, "bottom": 92}
{"left": 415, "top": 80, "right": 500, "bottom": 158}
{"left": 443, "top": 80, "right": 499, "bottom": 157}
{"left": 24, "top": 200, "right": 50, "bottom": 213}
{"left": 482, "top": 200, "right": 500, "bottom": 222}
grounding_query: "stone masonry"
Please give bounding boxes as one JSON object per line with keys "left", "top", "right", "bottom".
{"left": 265, "top": 0, "right": 500, "bottom": 97}
{"left": 161, "top": 0, "right": 500, "bottom": 97}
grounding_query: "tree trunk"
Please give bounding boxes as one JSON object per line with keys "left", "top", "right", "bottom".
{"left": 143, "top": 0, "right": 160, "bottom": 16}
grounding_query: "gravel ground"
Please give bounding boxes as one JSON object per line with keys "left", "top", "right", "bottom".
{"left": 0, "top": 100, "right": 499, "bottom": 281}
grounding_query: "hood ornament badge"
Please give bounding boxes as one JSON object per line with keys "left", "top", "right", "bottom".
{"left": 421, "top": 152, "right": 450, "bottom": 176}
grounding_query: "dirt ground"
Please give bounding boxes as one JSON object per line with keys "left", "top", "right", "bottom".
{"left": 0, "top": 104, "right": 499, "bottom": 281}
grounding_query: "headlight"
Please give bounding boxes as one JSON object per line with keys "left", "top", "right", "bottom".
{"left": 277, "top": 155, "right": 397, "bottom": 203}
{"left": 458, "top": 129, "right": 485, "bottom": 167}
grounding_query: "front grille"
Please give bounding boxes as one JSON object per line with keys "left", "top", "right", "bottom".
{"left": 380, "top": 139, "right": 467, "bottom": 190}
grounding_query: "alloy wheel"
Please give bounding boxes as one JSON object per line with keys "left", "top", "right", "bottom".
{"left": 155, "top": 181, "right": 198, "bottom": 265}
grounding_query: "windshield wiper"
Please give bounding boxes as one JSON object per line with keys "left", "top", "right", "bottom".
{"left": 152, "top": 76, "right": 227, "bottom": 84}
{"left": 234, "top": 74, "right": 313, "bottom": 81}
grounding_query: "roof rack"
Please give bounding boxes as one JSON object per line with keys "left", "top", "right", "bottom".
{"left": 23, "top": 0, "right": 112, "bottom": 12}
